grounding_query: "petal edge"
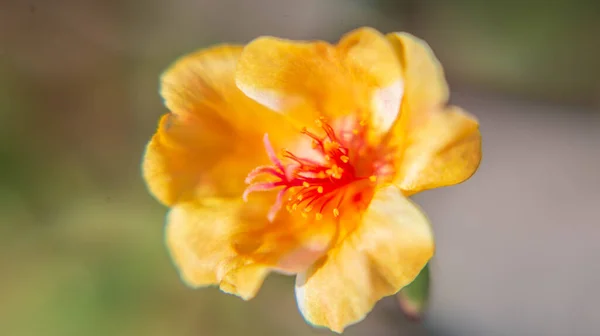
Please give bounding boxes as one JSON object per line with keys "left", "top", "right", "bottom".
{"left": 295, "top": 186, "right": 434, "bottom": 333}
{"left": 397, "top": 106, "right": 482, "bottom": 195}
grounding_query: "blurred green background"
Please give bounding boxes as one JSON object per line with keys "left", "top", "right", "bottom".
{"left": 1, "top": 1, "right": 599, "bottom": 335}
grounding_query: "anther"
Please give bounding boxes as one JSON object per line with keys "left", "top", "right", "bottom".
{"left": 333, "top": 208, "right": 340, "bottom": 217}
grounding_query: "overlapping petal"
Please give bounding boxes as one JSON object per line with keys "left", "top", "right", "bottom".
{"left": 236, "top": 28, "right": 402, "bottom": 133}
{"left": 386, "top": 32, "right": 449, "bottom": 126}
{"left": 231, "top": 199, "right": 339, "bottom": 275}
{"left": 143, "top": 112, "right": 251, "bottom": 205}
{"left": 338, "top": 28, "right": 404, "bottom": 133}
{"left": 396, "top": 106, "right": 481, "bottom": 195}
{"left": 295, "top": 186, "right": 434, "bottom": 333}
{"left": 160, "top": 45, "right": 285, "bottom": 130}
{"left": 383, "top": 33, "right": 481, "bottom": 194}
{"left": 167, "top": 197, "right": 340, "bottom": 299}
{"left": 143, "top": 45, "right": 294, "bottom": 205}
{"left": 166, "top": 198, "right": 269, "bottom": 300}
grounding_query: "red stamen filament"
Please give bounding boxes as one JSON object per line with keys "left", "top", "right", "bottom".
{"left": 243, "top": 118, "right": 386, "bottom": 222}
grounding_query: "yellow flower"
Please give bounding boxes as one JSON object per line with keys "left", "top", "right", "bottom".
{"left": 143, "top": 27, "right": 481, "bottom": 333}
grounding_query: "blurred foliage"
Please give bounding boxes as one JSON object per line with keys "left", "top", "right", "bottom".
{"left": 429, "top": 0, "right": 599, "bottom": 105}
{"left": 373, "top": 0, "right": 600, "bottom": 105}
{"left": 397, "top": 264, "right": 430, "bottom": 321}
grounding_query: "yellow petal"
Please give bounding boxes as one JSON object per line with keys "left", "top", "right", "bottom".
{"left": 166, "top": 198, "right": 270, "bottom": 300}
{"left": 167, "top": 195, "right": 341, "bottom": 299}
{"left": 295, "top": 186, "right": 434, "bottom": 333}
{"left": 219, "top": 262, "right": 270, "bottom": 300}
{"left": 232, "top": 205, "right": 338, "bottom": 275}
{"left": 161, "top": 45, "right": 279, "bottom": 129}
{"left": 236, "top": 28, "right": 402, "bottom": 132}
{"left": 337, "top": 27, "right": 404, "bottom": 133}
{"left": 236, "top": 36, "right": 347, "bottom": 121}
{"left": 143, "top": 113, "right": 242, "bottom": 205}
{"left": 143, "top": 45, "right": 294, "bottom": 205}
{"left": 386, "top": 32, "right": 449, "bottom": 128}
{"left": 397, "top": 106, "right": 482, "bottom": 195}
{"left": 338, "top": 27, "right": 402, "bottom": 89}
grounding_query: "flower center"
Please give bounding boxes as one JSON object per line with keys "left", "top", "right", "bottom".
{"left": 243, "top": 117, "right": 394, "bottom": 222}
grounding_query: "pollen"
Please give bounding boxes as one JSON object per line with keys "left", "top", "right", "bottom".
{"left": 333, "top": 208, "right": 340, "bottom": 217}
{"left": 243, "top": 117, "right": 391, "bottom": 222}
{"left": 326, "top": 165, "right": 344, "bottom": 179}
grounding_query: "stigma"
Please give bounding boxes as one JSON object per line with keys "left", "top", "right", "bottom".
{"left": 243, "top": 117, "right": 392, "bottom": 222}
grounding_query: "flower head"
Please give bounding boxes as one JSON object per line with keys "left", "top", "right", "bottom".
{"left": 143, "top": 27, "right": 481, "bottom": 333}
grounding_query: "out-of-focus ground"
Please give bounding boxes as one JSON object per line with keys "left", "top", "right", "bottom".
{"left": 1, "top": 1, "right": 599, "bottom": 336}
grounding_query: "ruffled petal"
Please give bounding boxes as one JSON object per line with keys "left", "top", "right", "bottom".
{"left": 231, "top": 199, "right": 339, "bottom": 275}
{"left": 236, "top": 36, "right": 348, "bottom": 122}
{"left": 396, "top": 106, "right": 482, "bottom": 195}
{"left": 236, "top": 28, "right": 402, "bottom": 133}
{"left": 167, "top": 195, "right": 341, "bottom": 299}
{"left": 143, "top": 113, "right": 248, "bottom": 205}
{"left": 386, "top": 32, "right": 449, "bottom": 127}
{"left": 161, "top": 45, "right": 285, "bottom": 130}
{"left": 338, "top": 27, "right": 403, "bottom": 133}
{"left": 295, "top": 186, "right": 434, "bottom": 333}
{"left": 166, "top": 198, "right": 270, "bottom": 300}
{"left": 143, "top": 45, "right": 294, "bottom": 205}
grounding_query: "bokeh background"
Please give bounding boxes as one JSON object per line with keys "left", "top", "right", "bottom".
{"left": 2, "top": 0, "right": 599, "bottom": 335}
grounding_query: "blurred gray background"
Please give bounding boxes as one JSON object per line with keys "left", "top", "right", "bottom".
{"left": 1, "top": 0, "right": 599, "bottom": 335}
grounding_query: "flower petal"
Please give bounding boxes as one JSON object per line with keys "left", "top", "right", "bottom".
{"left": 167, "top": 195, "right": 340, "bottom": 298}
{"left": 295, "top": 186, "right": 434, "bottom": 333}
{"left": 166, "top": 198, "right": 270, "bottom": 300}
{"left": 161, "top": 45, "right": 279, "bottom": 129}
{"left": 143, "top": 113, "right": 243, "bottom": 205}
{"left": 143, "top": 45, "right": 294, "bottom": 205}
{"left": 337, "top": 27, "right": 402, "bottom": 89}
{"left": 236, "top": 36, "right": 347, "bottom": 121}
{"left": 236, "top": 28, "right": 402, "bottom": 133}
{"left": 338, "top": 27, "right": 403, "bottom": 133}
{"left": 232, "top": 207, "right": 338, "bottom": 275}
{"left": 386, "top": 32, "right": 449, "bottom": 127}
{"left": 397, "top": 106, "right": 482, "bottom": 195}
